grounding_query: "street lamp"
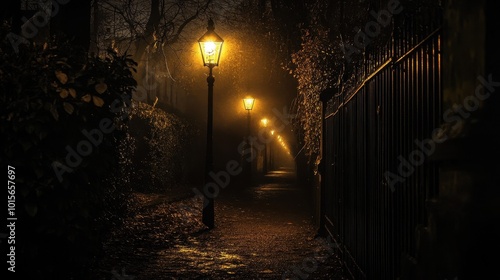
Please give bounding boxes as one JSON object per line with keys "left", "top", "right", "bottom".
{"left": 270, "top": 130, "right": 275, "bottom": 170}
{"left": 243, "top": 97, "right": 255, "bottom": 111}
{"left": 260, "top": 118, "right": 269, "bottom": 127}
{"left": 198, "top": 19, "right": 223, "bottom": 229}
{"left": 243, "top": 98, "right": 255, "bottom": 138}
{"left": 243, "top": 97, "right": 255, "bottom": 178}
{"left": 260, "top": 118, "right": 269, "bottom": 174}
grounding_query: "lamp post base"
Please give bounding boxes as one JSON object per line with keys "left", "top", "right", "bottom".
{"left": 202, "top": 198, "right": 214, "bottom": 229}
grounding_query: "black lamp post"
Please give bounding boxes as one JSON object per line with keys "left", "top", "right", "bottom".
{"left": 198, "top": 19, "right": 223, "bottom": 229}
{"left": 243, "top": 97, "right": 255, "bottom": 178}
{"left": 260, "top": 118, "right": 269, "bottom": 174}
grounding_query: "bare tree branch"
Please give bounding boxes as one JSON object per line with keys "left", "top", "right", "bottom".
{"left": 167, "top": 0, "right": 213, "bottom": 44}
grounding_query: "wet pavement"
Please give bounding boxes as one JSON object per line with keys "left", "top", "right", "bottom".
{"left": 93, "top": 169, "right": 343, "bottom": 279}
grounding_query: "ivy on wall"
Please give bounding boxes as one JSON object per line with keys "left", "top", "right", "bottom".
{"left": 287, "top": 23, "right": 342, "bottom": 163}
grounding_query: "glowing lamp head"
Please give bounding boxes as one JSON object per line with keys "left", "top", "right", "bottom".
{"left": 198, "top": 19, "right": 224, "bottom": 67}
{"left": 243, "top": 97, "right": 255, "bottom": 111}
{"left": 204, "top": 42, "right": 217, "bottom": 56}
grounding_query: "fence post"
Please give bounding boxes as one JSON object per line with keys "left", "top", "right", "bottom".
{"left": 317, "top": 88, "right": 336, "bottom": 235}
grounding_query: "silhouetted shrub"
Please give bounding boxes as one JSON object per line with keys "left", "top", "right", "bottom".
{"left": 128, "top": 101, "right": 195, "bottom": 193}
{"left": 0, "top": 27, "right": 136, "bottom": 278}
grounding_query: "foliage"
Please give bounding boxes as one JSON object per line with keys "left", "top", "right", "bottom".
{"left": 208, "top": 0, "right": 344, "bottom": 168}
{"left": 288, "top": 23, "right": 342, "bottom": 161}
{"left": 129, "top": 101, "right": 196, "bottom": 193}
{"left": 0, "top": 27, "right": 137, "bottom": 278}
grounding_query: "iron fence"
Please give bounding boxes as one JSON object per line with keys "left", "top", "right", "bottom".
{"left": 321, "top": 3, "right": 442, "bottom": 279}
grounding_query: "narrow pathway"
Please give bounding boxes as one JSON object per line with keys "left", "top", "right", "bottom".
{"left": 95, "top": 169, "right": 343, "bottom": 279}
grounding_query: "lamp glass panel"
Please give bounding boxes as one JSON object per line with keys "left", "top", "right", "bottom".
{"left": 199, "top": 41, "right": 223, "bottom": 66}
{"left": 243, "top": 98, "right": 255, "bottom": 110}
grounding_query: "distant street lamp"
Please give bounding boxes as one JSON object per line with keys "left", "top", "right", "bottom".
{"left": 270, "top": 130, "right": 275, "bottom": 170}
{"left": 260, "top": 118, "right": 269, "bottom": 127}
{"left": 243, "top": 97, "right": 255, "bottom": 178}
{"left": 260, "top": 118, "right": 269, "bottom": 174}
{"left": 198, "top": 18, "right": 223, "bottom": 229}
{"left": 243, "top": 97, "right": 255, "bottom": 111}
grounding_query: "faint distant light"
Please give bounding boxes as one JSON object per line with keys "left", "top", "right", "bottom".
{"left": 261, "top": 118, "right": 269, "bottom": 127}
{"left": 274, "top": 133, "right": 292, "bottom": 155}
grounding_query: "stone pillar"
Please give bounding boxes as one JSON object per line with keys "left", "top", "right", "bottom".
{"left": 416, "top": 1, "right": 500, "bottom": 279}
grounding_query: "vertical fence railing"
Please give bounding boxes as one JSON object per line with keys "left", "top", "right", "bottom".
{"left": 322, "top": 3, "right": 442, "bottom": 279}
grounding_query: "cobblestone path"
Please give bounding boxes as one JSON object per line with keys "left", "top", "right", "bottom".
{"left": 93, "top": 170, "right": 343, "bottom": 280}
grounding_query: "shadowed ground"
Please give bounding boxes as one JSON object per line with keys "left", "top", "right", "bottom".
{"left": 93, "top": 169, "right": 343, "bottom": 279}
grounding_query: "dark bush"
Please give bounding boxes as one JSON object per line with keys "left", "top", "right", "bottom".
{"left": 128, "top": 101, "right": 196, "bottom": 193}
{"left": 0, "top": 27, "right": 136, "bottom": 278}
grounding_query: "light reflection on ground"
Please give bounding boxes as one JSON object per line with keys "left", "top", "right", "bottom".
{"left": 93, "top": 169, "right": 343, "bottom": 279}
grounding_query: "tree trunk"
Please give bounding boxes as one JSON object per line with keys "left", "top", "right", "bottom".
{"left": 133, "top": 0, "right": 161, "bottom": 63}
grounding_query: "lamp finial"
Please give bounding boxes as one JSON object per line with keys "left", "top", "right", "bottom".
{"left": 207, "top": 18, "right": 215, "bottom": 31}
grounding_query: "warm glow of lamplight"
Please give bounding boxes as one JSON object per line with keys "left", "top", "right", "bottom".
{"left": 275, "top": 134, "right": 291, "bottom": 154}
{"left": 204, "top": 42, "right": 216, "bottom": 55}
{"left": 198, "top": 19, "right": 223, "bottom": 229}
{"left": 261, "top": 118, "right": 269, "bottom": 127}
{"left": 198, "top": 19, "right": 223, "bottom": 67}
{"left": 243, "top": 98, "right": 255, "bottom": 110}
{"left": 200, "top": 41, "right": 221, "bottom": 65}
